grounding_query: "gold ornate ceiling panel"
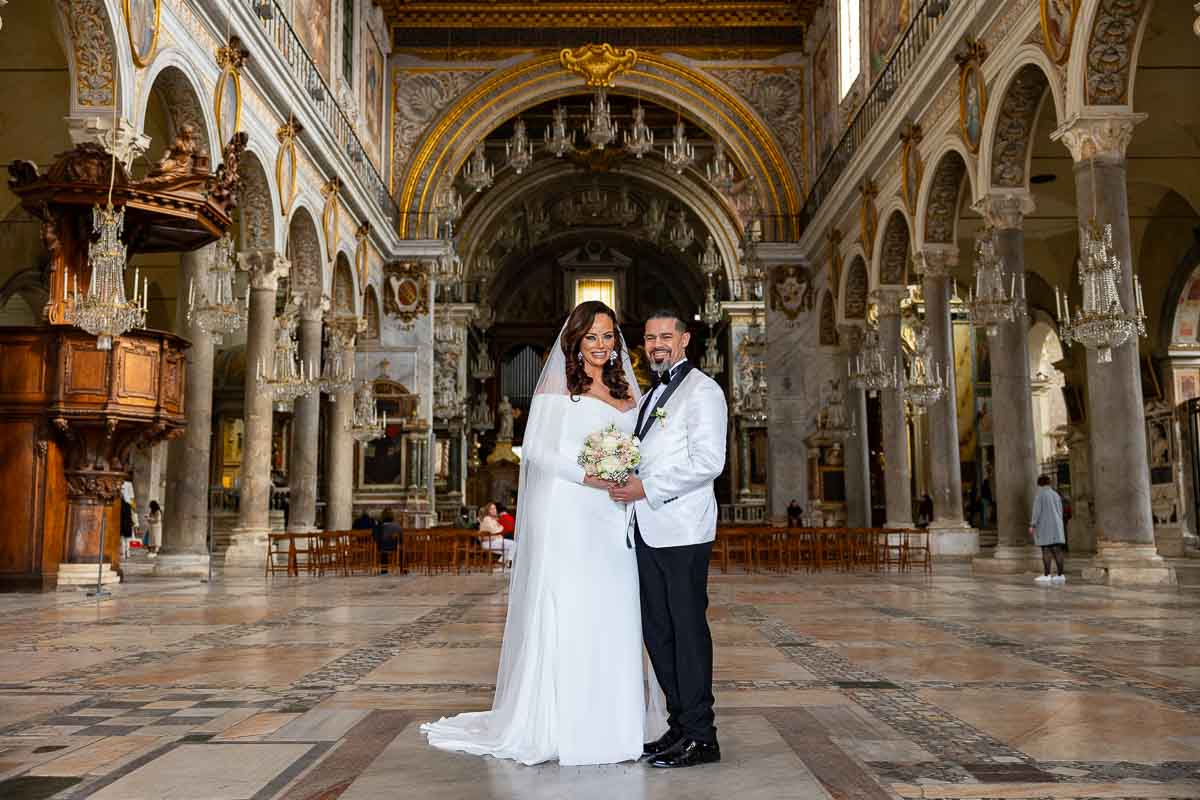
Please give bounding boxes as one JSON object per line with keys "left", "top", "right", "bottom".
{"left": 378, "top": 0, "right": 818, "bottom": 28}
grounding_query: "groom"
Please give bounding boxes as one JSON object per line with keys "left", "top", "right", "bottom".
{"left": 609, "top": 309, "right": 727, "bottom": 768}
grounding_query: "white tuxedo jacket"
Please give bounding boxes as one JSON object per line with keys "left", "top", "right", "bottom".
{"left": 628, "top": 368, "right": 728, "bottom": 548}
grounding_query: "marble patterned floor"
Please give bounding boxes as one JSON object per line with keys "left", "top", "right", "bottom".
{"left": 1, "top": 567, "right": 1199, "bottom": 800}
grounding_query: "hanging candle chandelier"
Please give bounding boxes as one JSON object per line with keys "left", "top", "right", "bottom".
{"left": 701, "top": 272, "right": 723, "bottom": 328}
{"left": 582, "top": 87, "right": 619, "bottom": 150}
{"left": 434, "top": 222, "right": 464, "bottom": 284}
{"left": 664, "top": 118, "right": 696, "bottom": 174}
{"left": 543, "top": 104, "right": 575, "bottom": 158}
{"left": 505, "top": 118, "right": 534, "bottom": 175}
{"left": 668, "top": 209, "right": 694, "bottom": 251}
{"left": 706, "top": 139, "right": 736, "bottom": 193}
{"left": 257, "top": 317, "right": 314, "bottom": 405}
{"left": 318, "top": 326, "right": 356, "bottom": 395}
{"left": 347, "top": 381, "right": 387, "bottom": 442}
{"left": 1057, "top": 219, "right": 1146, "bottom": 364}
{"left": 624, "top": 103, "right": 655, "bottom": 158}
{"left": 700, "top": 235, "right": 721, "bottom": 276}
{"left": 849, "top": 322, "right": 895, "bottom": 397}
{"left": 69, "top": 143, "right": 146, "bottom": 351}
{"left": 739, "top": 224, "right": 765, "bottom": 301}
{"left": 902, "top": 323, "right": 945, "bottom": 414}
{"left": 462, "top": 141, "right": 494, "bottom": 193}
{"left": 433, "top": 170, "right": 462, "bottom": 225}
{"left": 186, "top": 232, "right": 246, "bottom": 345}
{"left": 967, "top": 227, "right": 1024, "bottom": 336}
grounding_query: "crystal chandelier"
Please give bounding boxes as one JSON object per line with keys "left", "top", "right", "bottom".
{"left": 663, "top": 118, "right": 695, "bottom": 174}
{"left": 347, "top": 381, "right": 387, "bottom": 442}
{"left": 257, "top": 317, "right": 315, "bottom": 404}
{"left": 186, "top": 232, "right": 246, "bottom": 345}
{"left": 706, "top": 139, "right": 736, "bottom": 193}
{"left": 701, "top": 333, "right": 724, "bottom": 375}
{"left": 470, "top": 396, "right": 495, "bottom": 432}
{"left": 701, "top": 274, "right": 723, "bottom": 328}
{"left": 668, "top": 210, "right": 694, "bottom": 251}
{"left": 902, "top": 323, "right": 945, "bottom": 414}
{"left": 1057, "top": 219, "right": 1146, "bottom": 364}
{"left": 472, "top": 347, "right": 495, "bottom": 381}
{"left": 70, "top": 202, "right": 147, "bottom": 350}
{"left": 967, "top": 227, "right": 1024, "bottom": 336}
{"left": 318, "top": 326, "right": 356, "bottom": 395}
{"left": 582, "top": 87, "right": 619, "bottom": 150}
{"left": 580, "top": 181, "right": 609, "bottom": 217}
{"left": 849, "top": 322, "right": 896, "bottom": 397}
{"left": 624, "top": 103, "right": 655, "bottom": 158}
{"left": 433, "top": 170, "right": 462, "bottom": 225}
{"left": 462, "top": 141, "right": 494, "bottom": 193}
{"left": 544, "top": 104, "right": 575, "bottom": 158}
{"left": 700, "top": 235, "right": 721, "bottom": 276}
{"left": 505, "top": 118, "right": 534, "bottom": 175}
{"left": 435, "top": 223, "right": 464, "bottom": 284}
{"left": 739, "top": 225, "right": 765, "bottom": 301}
{"left": 614, "top": 186, "right": 639, "bottom": 225}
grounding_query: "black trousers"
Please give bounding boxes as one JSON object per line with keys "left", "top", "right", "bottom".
{"left": 634, "top": 522, "right": 716, "bottom": 743}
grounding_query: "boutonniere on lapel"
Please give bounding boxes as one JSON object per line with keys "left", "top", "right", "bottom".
{"left": 653, "top": 408, "right": 668, "bottom": 427}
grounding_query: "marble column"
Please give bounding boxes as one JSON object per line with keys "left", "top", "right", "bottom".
{"left": 971, "top": 193, "right": 1041, "bottom": 574}
{"left": 738, "top": 425, "right": 753, "bottom": 498}
{"left": 157, "top": 245, "right": 217, "bottom": 577}
{"left": 875, "top": 287, "right": 913, "bottom": 528}
{"left": 226, "top": 251, "right": 289, "bottom": 568}
{"left": 324, "top": 328, "right": 356, "bottom": 531}
{"left": 1054, "top": 114, "right": 1174, "bottom": 584}
{"left": 839, "top": 324, "right": 872, "bottom": 528}
{"left": 920, "top": 247, "right": 978, "bottom": 556}
{"left": 289, "top": 295, "right": 327, "bottom": 532}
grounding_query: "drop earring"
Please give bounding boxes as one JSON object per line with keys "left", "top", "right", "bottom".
{"left": 609, "top": 351, "right": 618, "bottom": 365}
{"left": 577, "top": 352, "right": 583, "bottom": 363}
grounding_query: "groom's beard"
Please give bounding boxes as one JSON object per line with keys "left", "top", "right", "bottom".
{"left": 649, "top": 350, "right": 672, "bottom": 375}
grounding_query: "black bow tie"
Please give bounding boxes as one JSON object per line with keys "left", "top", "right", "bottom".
{"left": 652, "top": 366, "right": 677, "bottom": 388}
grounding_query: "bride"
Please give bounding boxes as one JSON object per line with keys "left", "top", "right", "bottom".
{"left": 422, "top": 301, "right": 665, "bottom": 766}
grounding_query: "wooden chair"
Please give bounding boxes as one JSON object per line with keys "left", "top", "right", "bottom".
{"left": 751, "top": 528, "right": 786, "bottom": 573}
{"left": 265, "top": 532, "right": 294, "bottom": 577}
{"left": 292, "top": 531, "right": 320, "bottom": 576}
{"left": 714, "top": 527, "right": 753, "bottom": 573}
{"left": 903, "top": 528, "right": 933, "bottom": 574}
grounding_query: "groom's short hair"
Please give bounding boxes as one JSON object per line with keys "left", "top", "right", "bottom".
{"left": 646, "top": 308, "right": 687, "bottom": 333}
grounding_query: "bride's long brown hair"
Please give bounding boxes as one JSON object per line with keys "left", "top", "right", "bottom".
{"left": 561, "top": 301, "right": 632, "bottom": 400}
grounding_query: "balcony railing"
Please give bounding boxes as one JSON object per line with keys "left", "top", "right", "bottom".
{"left": 799, "top": 0, "right": 957, "bottom": 235}
{"left": 241, "top": 0, "right": 399, "bottom": 228}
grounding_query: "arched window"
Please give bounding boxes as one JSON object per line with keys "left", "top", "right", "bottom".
{"left": 838, "top": 0, "right": 862, "bottom": 100}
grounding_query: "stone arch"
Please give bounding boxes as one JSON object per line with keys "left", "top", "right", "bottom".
{"left": 286, "top": 205, "right": 325, "bottom": 300}
{"left": 818, "top": 290, "right": 838, "bottom": 347}
{"left": 362, "top": 286, "right": 381, "bottom": 342}
{"left": 980, "top": 55, "right": 1061, "bottom": 195}
{"left": 238, "top": 148, "right": 278, "bottom": 252}
{"left": 455, "top": 159, "right": 744, "bottom": 287}
{"left": 1071, "top": 0, "right": 1156, "bottom": 111}
{"left": 53, "top": 0, "right": 135, "bottom": 117}
{"left": 138, "top": 57, "right": 218, "bottom": 164}
{"left": 395, "top": 52, "right": 801, "bottom": 234}
{"left": 332, "top": 252, "right": 357, "bottom": 315}
{"left": 919, "top": 145, "right": 972, "bottom": 246}
{"left": 875, "top": 208, "right": 911, "bottom": 287}
{"left": 842, "top": 255, "right": 869, "bottom": 321}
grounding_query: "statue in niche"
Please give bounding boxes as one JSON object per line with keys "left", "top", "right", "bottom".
{"left": 147, "top": 124, "right": 205, "bottom": 179}
{"left": 497, "top": 395, "right": 514, "bottom": 441}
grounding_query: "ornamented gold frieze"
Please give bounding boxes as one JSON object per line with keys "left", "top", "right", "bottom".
{"left": 376, "top": 1, "right": 815, "bottom": 29}
{"left": 560, "top": 43, "right": 637, "bottom": 87}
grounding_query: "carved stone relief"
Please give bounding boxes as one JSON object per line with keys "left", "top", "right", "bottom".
{"left": 287, "top": 212, "right": 323, "bottom": 297}
{"left": 818, "top": 290, "right": 838, "bottom": 346}
{"left": 1085, "top": 0, "right": 1148, "bottom": 105}
{"left": 239, "top": 154, "right": 274, "bottom": 251}
{"left": 879, "top": 212, "right": 910, "bottom": 286}
{"left": 991, "top": 65, "right": 1049, "bottom": 188}
{"left": 57, "top": 0, "right": 117, "bottom": 107}
{"left": 709, "top": 67, "right": 808, "bottom": 191}
{"left": 150, "top": 67, "right": 211, "bottom": 156}
{"left": 391, "top": 69, "right": 488, "bottom": 192}
{"left": 925, "top": 153, "right": 967, "bottom": 244}
{"left": 769, "top": 264, "right": 815, "bottom": 323}
{"left": 844, "top": 256, "right": 869, "bottom": 320}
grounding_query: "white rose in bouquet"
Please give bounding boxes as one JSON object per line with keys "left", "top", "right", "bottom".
{"left": 577, "top": 423, "right": 641, "bottom": 485}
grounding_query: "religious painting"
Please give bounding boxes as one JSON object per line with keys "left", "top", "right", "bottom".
{"left": 869, "top": 0, "right": 911, "bottom": 74}
{"left": 958, "top": 58, "right": 987, "bottom": 154}
{"left": 1170, "top": 268, "right": 1200, "bottom": 345}
{"left": 383, "top": 261, "right": 429, "bottom": 326}
{"left": 294, "top": 0, "right": 332, "bottom": 82}
{"left": 214, "top": 65, "right": 242, "bottom": 147}
{"left": 123, "top": 0, "right": 161, "bottom": 68}
{"left": 859, "top": 180, "right": 878, "bottom": 260}
{"left": 812, "top": 31, "right": 836, "bottom": 168}
{"left": 362, "top": 31, "right": 385, "bottom": 163}
{"left": 321, "top": 178, "right": 340, "bottom": 262}
{"left": 1175, "top": 369, "right": 1200, "bottom": 403}
{"left": 1040, "top": 0, "right": 1080, "bottom": 65}
{"left": 1146, "top": 416, "right": 1173, "bottom": 472}
{"left": 769, "top": 265, "right": 815, "bottom": 323}
{"left": 276, "top": 118, "right": 300, "bottom": 219}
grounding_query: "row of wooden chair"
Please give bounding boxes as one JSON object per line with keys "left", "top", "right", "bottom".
{"left": 265, "top": 530, "right": 380, "bottom": 577}
{"left": 400, "top": 529, "right": 511, "bottom": 576}
{"left": 711, "top": 526, "right": 932, "bottom": 574}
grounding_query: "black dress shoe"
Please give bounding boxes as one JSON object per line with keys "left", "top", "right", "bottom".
{"left": 647, "top": 738, "right": 721, "bottom": 768}
{"left": 642, "top": 728, "right": 683, "bottom": 758}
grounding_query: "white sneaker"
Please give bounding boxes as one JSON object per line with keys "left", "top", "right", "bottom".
{"left": 1052, "top": 575, "right": 1066, "bottom": 585}
{"left": 1034, "top": 575, "right": 1052, "bottom": 584}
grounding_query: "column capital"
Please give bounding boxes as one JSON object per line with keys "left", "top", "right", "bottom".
{"left": 65, "top": 115, "right": 151, "bottom": 169}
{"left": 238, "top": 250, "right": 290, "bottom": 291}
{"left": 325, "top": 313, "right": 363, "bottom": 346}
{"left": 296, "top": 293, "right": 330, "bottom": 323}
{"left": 871, "top": 286, "right": 908, "bottom": 318}
{"left": 1051, "top": 111, "right": 1147, "bottom": 163}
{"left": 974, "top": 191, "right": 1035, "bottom": 230}
{"left": 918, "top": 244, "right": 959, "bottom": 279}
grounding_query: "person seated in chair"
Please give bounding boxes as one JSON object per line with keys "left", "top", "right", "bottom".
{"left": 377, "top": 510, "right": 403, "bottom": 572}
{"left": 496, "top": 503, "right": 516, "bottom": 541}
{"left": 477, "top": 502, "right": 514, "bottom": 566}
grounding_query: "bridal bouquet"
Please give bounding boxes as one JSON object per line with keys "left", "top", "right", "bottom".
{"left": 578, "top": 424, "right": 641, "bottom": 485}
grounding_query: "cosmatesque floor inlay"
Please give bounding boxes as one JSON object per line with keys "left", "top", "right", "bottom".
{"left": 0, "top": 567, "right": 1196, "bottom": 799}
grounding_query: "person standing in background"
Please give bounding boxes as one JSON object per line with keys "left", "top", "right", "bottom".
{"left": 1030, "top": 475, "right": 1067, "bottom": 585}
{"left": 146, "top": 500, "right": 163, "bottom": 555}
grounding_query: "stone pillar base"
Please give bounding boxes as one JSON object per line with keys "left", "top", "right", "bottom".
{"left": 153, "top": 553, "right": 211, "bottom": 579}
{"left": 972, "top": 544, "right": 1041, "bottom": 575}
{"left": 1154, "top": 526, "right": 1185, "bottom": 558}
{"left": 56, "top": 562, "right": 120, "bottom": 590}
{"left": 224, "top": 528, "right": 268, "bottom": 570}
{"left": 1082, "top": 542, "right": 1177, "bottom": 586}
{"left": 927, "top": 523, "right": 979, "bottom": 560}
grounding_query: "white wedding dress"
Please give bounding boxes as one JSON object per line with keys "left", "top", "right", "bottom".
{"left": 422, "top": 327, "right": 665, "bottom": 766}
